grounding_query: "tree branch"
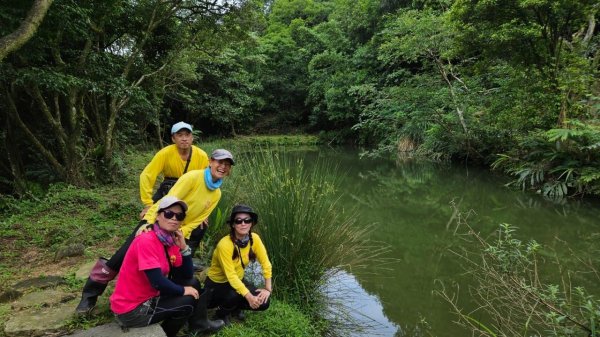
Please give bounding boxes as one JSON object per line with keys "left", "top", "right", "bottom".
{"left": 0, "top": 0, "right": 54, "bottom": 62}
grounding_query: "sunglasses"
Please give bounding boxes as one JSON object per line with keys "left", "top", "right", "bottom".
{"left": 162, "top": 210, "right": 186, "bottom": 221}
{"left": 234, "top": 217, "right": 253, "bottom": 225}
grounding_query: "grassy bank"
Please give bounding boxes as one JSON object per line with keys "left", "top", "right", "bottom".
{"left": 0, "top": 135, "right": 380, "bottom": 336}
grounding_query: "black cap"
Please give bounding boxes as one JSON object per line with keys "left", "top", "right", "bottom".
{"left": 228, "top": 204, "right": 258, "bottom": 225}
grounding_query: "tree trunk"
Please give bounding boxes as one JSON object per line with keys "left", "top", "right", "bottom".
{"left": 433, "top": 55, "right": 469, "bottom": 135}
{"left": 0, "top": 0, "right": 54, "bottom": 62}
{"left": 1, "top": 104, "right": 27, "bottom": 195}
{"left": 5, "top": 88, "right": 66, "bottom": 178}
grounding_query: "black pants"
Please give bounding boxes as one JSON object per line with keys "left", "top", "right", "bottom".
{"left": 106, "top": 221, "right": 206, "bottom": 272}
{"left": 205, "top": 277, "right": 270, "bottom": 317}
{"left": 115, "top": 278, "right": 201, "bottom": 336}
{"left": 116, "top": 278, "right": 202, "bottom": 336}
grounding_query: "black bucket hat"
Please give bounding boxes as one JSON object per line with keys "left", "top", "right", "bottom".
{"left": 228, "top": 204, "right": 258, "bottom": 226}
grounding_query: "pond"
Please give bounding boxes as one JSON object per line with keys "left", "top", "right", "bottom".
{"left": 300, "top": 147, "right": 600, "bottom": 337}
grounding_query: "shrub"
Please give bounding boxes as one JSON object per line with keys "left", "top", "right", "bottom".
{"left": 438, "top": 211, "right": 600, "bottom": 337}
{"left": 492, "top": 120, "right": 600, "bottom": 199}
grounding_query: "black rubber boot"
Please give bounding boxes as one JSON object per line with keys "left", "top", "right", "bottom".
{"left": 161, "top": 317, "right": 188, "bottom": 337}
{"left": 75, "top": 258, "right": 117, "bottom": 315}
{"left": 215, "top": 307, "right": 233, "bottom": 326}
{"left": 188, "top": 289, "right": 225, "bottom": 333}
{"left": 231, "top": 308, "right": 245, "bottom": 321}
{"left": 75, "top": 277, "right": 108, "bottom": 315}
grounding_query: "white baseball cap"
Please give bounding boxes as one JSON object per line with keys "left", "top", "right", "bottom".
{"left": 158, "top": 196, "right": 188, "bottom": 212}
{"left": 171, "top": 121, "right": 193, "bottom": 135}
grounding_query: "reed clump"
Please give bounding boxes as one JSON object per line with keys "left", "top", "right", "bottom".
{"left": 218, "top": 148, "right": 387, "bottom": 316}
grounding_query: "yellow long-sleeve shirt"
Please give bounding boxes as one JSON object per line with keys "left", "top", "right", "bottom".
{"left": 139, "top": 144, "right": 209, "bottom": 207}
{"left": 143, "top": 169, "right": 220, "bottom": 238}
{"left": 207, "top": 233, "right": 273, "bottom": 297}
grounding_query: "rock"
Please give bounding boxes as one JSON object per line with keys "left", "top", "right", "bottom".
{"left": 4, "top": 298, "right": 78, "bottom": 337}
{"left": 0, "top": 289, "right": 22, "bottom": 303}
{"left": 11, "top": 288, "right": 75, "bottom": 310}
{"left": 54, "top": 243, "right": 86, "bottom": 260}
{"left": 65, "top": 322, "right": 166, "bottom": 337}
{"left": 13, "top": 276, "right": 66, "bottom": 290}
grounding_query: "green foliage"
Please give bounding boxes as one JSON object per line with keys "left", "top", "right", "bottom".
{"left": 191, "top": 48, "right": 265, "bottom": 136}
{"left": 229, "top": 135, "right": 320, "bottom": 147}
{"left": 492, "top": 121, "right": 600, "bottom": 199}
{"left": 252, "top": 23, "right": 312, "bottom": 130}
{"left": 0, "top": 183, "right": 139, "bottom": 285}
{"left": 449, "top": 0, "right": 596, "bottom": 66}
{"left": 268, "top": 0, "right": 332, "bottom": 27}
{"left": 307, "top": 48, "right": 363, "bottom": 135}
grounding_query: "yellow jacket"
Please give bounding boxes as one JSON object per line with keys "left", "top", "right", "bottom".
{"left": 143, "top": 169, "right": 220, "bottom": 238}
{"left": 139, "top": 144, "right": 208, "bottom": 207}
{"left": 207, "top": 233, "right": 272, "bottom": 296}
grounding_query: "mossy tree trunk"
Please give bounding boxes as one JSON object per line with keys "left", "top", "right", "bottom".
{"left": 0, "top": 0, "right": 53, "bottom": 62}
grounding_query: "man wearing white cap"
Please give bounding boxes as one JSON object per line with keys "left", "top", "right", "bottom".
{"left": 139, "top": 121, "right": 209, "bottom": 219}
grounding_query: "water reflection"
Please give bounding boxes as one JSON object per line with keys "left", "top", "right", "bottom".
{"left": 307, "top": 148, "right": 600, "bottom": 337}
{"left": 322, "top": 270, "right": 399, "bottom": 337}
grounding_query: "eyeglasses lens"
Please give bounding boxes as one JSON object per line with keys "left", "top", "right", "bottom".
{"left": 163, "top": 210, "right": 185, "bottom": 221}
{"left": 234, "top": 218, "right": 252, "bottom": 225}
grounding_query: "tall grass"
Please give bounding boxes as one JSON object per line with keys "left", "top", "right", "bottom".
{"left": 216, "top": 148, "right": 388, "bottom": 315}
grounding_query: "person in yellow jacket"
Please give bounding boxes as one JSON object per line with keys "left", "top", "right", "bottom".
{"left": 139, "top": 121, "right": 209, "bottom": 219}
{"left": 138, "top": 121, "right": 210, "bottom": 261}
{"left": 205, "top": 204, "right": 272, "bottom": 324}
{"left": 75, "top": 149, "right": 235, "bottom": 315}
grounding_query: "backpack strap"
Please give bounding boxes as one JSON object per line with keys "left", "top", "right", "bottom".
{"left": 183, "top": 148, "right": 192, "bottom": 174}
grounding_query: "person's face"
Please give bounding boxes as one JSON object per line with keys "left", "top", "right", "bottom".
{"left": 171, "top": 130, "right": 193, "bottom": 150}
{"left": 209, "top": 158, "right": 232, "bottom": 180}
{"left": 232, "top": 212, "right": 253, "bottom": 237}
{"left": 157, "top": 204, "right": 185, "bottom": 232}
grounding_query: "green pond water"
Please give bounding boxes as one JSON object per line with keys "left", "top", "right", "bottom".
{"left": 296, "top": 147, "right": 600, "bottom": 337}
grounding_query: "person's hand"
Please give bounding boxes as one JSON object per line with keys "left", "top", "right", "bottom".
{"left": 139, "top": 206, "right": 150, "bottom": 220}
{"left": 183, "top": 286, "right": 199, "bottom": 299}
{"left": 256, "top": 289, "right": 271, "bottom": 304}
{"left": 135, "top": 223, "right": 152, "bottom": 236}
{"left": 244, "top": 293, "right": 262, "bottom": 309}
{"left": 202, "top": 219, "right": 209, "bottom": 228}
{"left": 173, "top": 229, "right": 187, "bottom": 249}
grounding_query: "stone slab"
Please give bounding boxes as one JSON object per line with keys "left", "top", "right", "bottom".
{"left": 65, "top": 322, "right": 166, "bottom": 337}
{"left": 13, "top": 276, "right": 66, "bottom": 290}
{"left": 12, "top": 288, "right": 75, "bottom": 310}
{"left": 4, "top": 299, "right": 78, "bottom": 337}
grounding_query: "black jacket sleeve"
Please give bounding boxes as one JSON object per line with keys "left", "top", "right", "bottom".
{"left": 144, "top": 268, "right": 184, "bottom": 296}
